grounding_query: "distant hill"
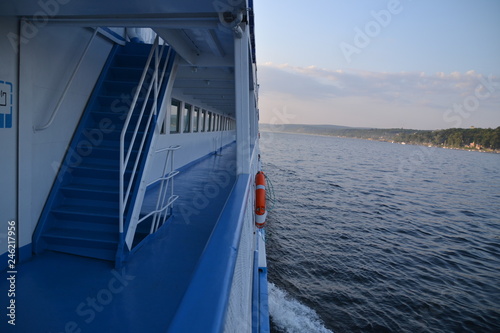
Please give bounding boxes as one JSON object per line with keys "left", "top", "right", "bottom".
{"left": 260, "top": 123, "right": 500, "bottom": 152}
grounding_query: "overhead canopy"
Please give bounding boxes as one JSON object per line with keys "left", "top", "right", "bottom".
{"left": 0, "top": 0, "right": 257, "bottom": 118}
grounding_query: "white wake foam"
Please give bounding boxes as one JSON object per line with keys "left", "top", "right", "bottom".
{"left": 268, "top": 282, "right": 334, "bottom": 333}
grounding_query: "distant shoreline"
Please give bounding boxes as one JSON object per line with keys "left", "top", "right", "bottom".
{"left": 260, "top": 126, "right": 500, "bottom": 154}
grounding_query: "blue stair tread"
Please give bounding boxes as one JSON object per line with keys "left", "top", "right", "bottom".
{"left": 52, "top": 205, "right": 119, "bottom": 217}
{"left": 44, "top": 228, "right": 118, "bottom": 244}
{"left": 48, "top": 221, "right": 117, "bottom": 233}
{"left": 61, "top": 184, "right": 119, "bottom": 193}
{"left": 45, "top": 245, "right": 116, "bottom": 261}
{"left": 74, "top": 162, "right": 135, "bottom": 172}
{"left": 84, "top": 146, "right": 140, "bottom": 155}
{"left": 50, "top": 210, "right": 118, "bottom": 225}
{"left": 35, "top": 42, "right": 171, "bottom": 262}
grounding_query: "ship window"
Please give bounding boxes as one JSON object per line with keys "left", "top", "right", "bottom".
{"left": 170, "top": 99, "right": 181, "bottom": 134}
{"left": 183, "top": 103, "right": 192, "bottom": 133}
{"left": 201, "top": 109, "right": 206, "bottom": 132}
{"left": 207, "top": 112, "right": 212, "bottom": 132}
{"left": 193, "top": 107, "right": 200, "bottom": 132}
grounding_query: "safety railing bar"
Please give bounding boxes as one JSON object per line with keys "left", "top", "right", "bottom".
{"left": 120, "top": 36, "right": 157, "bottom": 173}
{"left": 155, "top": 195, "right": 179, "bottom": 233}
{"left": 120, "top": 35, "right": 158, "bottom": 145}
{"left": 123, "top": 40, "right": 163, "bottom": 168}
{"left": 152, "top": 176, "right": 173, "bottom": 231}
{"left": 123, "top": 100, "right": 158, "bottom": 204}
{"left": 123, "top": 42, "right": 164, "bottom": 210}
{"left": 138, "top": 196, "right": 176, "bottom": 224}
{"left": 151, "top": 149, "right": 174, "bottom": 232}
{"left": 160, "top": 195, "right": 178, "bottom": 230}
{"left": 155, "top": 145, "right": 181, "bottom": 153}
{"left": 124, "top": 69, "right": 157, "bottom": 169}
{"left": 123, "top": 40, "right": 167, "bottom": 193}
{"left": 120, "top": 35, "right": 159, "bottom": 233}
{"left": 34, "top": 29, "right": 98, "bottom": 132}
{"left": 150, "top": 191, "right": 179, "bottom": 233}
{"left": 139, "top": 195, "right": 179, "bottom": 226}
{"left": 146, "top": 171, "right": 179, "bottom": 187}
{"left": 124, "top": 45, "right": 171, "bottom": 204}
{"left": 157, "top": 46, "right": 171, "bottom": 100}
{"left": 154, "top": 39, "right": 159, "bottom": 116}
{"left": 120, "top": 36, "right": 177, "bottom": 249}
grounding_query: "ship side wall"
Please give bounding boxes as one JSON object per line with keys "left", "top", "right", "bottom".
{"left": 146, "top": 92, "right": 236, "bottom": 184}
{"left": 0, "top": 18, "right": 20, "bottom": 263}
{"left": 0, "top": 22, "right": 113, "bottom": 265}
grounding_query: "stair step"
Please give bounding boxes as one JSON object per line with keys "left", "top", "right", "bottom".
{"left": 114, "top": 54, "right": 150, "bottom": 68}
{"left": 60, "top": 185, "right": 119, "bottom": 201}
{"left": 56, "top": 199, "right": 119, "bottom": 213}
{"left": 80, "top": 127, "right": 148, "bottom": 140}
{"left": 101, "top": 80, "right": 139, "bottom": 95}
{"left": 82, "top": 146, "right": 139, "bottom": 160}
{"left": 45, "top": 244, "right": 116, "bottom": 261}
{"left": 44, "top": 228, "right": 118, "bottom": 246}
{"left": 35, "top": 43, "right": 174, "bottom": 262}
{"left": 108, "top": 67, "right": 144, "bottom": 82}
{"left": 48, "top": 220, "right": 118, "bottom": 233}
{"left": 93, "top": 98, "right": 156, "bottom": 118}
{"left": 53, "top": 203, "right": 119, "bottom": 218}
{"left": 50, "top": 209, "right": 119, "bottom": 225}
{"left": 72, "top": 161, "right": 136, "bottom": 172}
{"left": 90, "top": 110, "right": 141, "bottom": 124}
{"left": 120, "top": 43, "right": 155, "bottom": 55}
{"left": 44, "top": 227, "right": 118, "bottom": 261}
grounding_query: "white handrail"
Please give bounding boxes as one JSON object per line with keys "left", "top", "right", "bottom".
{"left": 34, "top": 29, "right": 98, "bottom": 132}
{"left": 119, "top": 35, "right": 172, "bottom": 238}
{"left": 150, "top": 145, "right": 180, "bottom": 233}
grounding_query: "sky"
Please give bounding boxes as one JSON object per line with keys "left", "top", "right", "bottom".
{"left": 253, "top": 0, "right": 500, "bottom": 130}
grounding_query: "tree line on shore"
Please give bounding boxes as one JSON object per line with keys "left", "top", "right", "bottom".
{"left": 260, "top": 124, "right": 500, "bottom": 150}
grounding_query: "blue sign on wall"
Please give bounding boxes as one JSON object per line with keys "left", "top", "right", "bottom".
{"left": 0, "top": 81, "right": 13, "bottom": 129}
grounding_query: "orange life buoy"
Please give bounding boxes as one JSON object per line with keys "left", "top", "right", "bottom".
{"left": 255, "top": 171, "right": 267, "bottom": 228}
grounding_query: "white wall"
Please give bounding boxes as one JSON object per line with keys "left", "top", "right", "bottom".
{"left": 0, "top": 18, "right": 19, "bottom": 260}
{"left": 146, "top": 92, "right": 236, "bottom": 183}
{"left": 147, "top": 130, "right": 236, "bottom": 184}
{"left": 15, "top": 23, "right": 112, "bottom": 259}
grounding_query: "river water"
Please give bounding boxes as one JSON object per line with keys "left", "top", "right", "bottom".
{"left": 260, "top": 131, "right": 500, "bottom": 333}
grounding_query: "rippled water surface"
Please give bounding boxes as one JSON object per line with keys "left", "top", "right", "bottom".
{"left": 260, "top": 132, "right": 500, "bottom": 333}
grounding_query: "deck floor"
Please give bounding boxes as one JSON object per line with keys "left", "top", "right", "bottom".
{"left": 0, "top": 144, "right": 237, "bottom": 332}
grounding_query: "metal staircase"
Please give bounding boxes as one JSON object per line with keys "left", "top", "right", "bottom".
{"left": 33, "top": 39, "right": 176, "bottom": 264}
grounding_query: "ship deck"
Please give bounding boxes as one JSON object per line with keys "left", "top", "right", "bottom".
{"left": 0, "top": 143, "right": 238, "bottom": 332}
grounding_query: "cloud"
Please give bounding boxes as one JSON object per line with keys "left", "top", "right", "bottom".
{"left": 258, "top": 63, "right": 500, "bottom": 129}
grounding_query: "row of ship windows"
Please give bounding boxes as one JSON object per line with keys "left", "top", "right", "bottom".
{"left": 163, "top": 99, "right": 235, "bottom": 134}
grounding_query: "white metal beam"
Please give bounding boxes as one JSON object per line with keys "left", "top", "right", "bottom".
{"left": 234, "top": 26, "right": 250, "bottom": 175}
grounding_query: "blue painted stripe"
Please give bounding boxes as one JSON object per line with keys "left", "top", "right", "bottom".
{"left": 5, "top": 113, "right": 12, "bottom": 128}
{"left": 259, "top": 267, "right": 271, "bottom": 332}
{"left": 167, "top": 174, "right": 251, "bottom": 333}
{"left": 252, "top": 250, "right": 260, "bottom": 333}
